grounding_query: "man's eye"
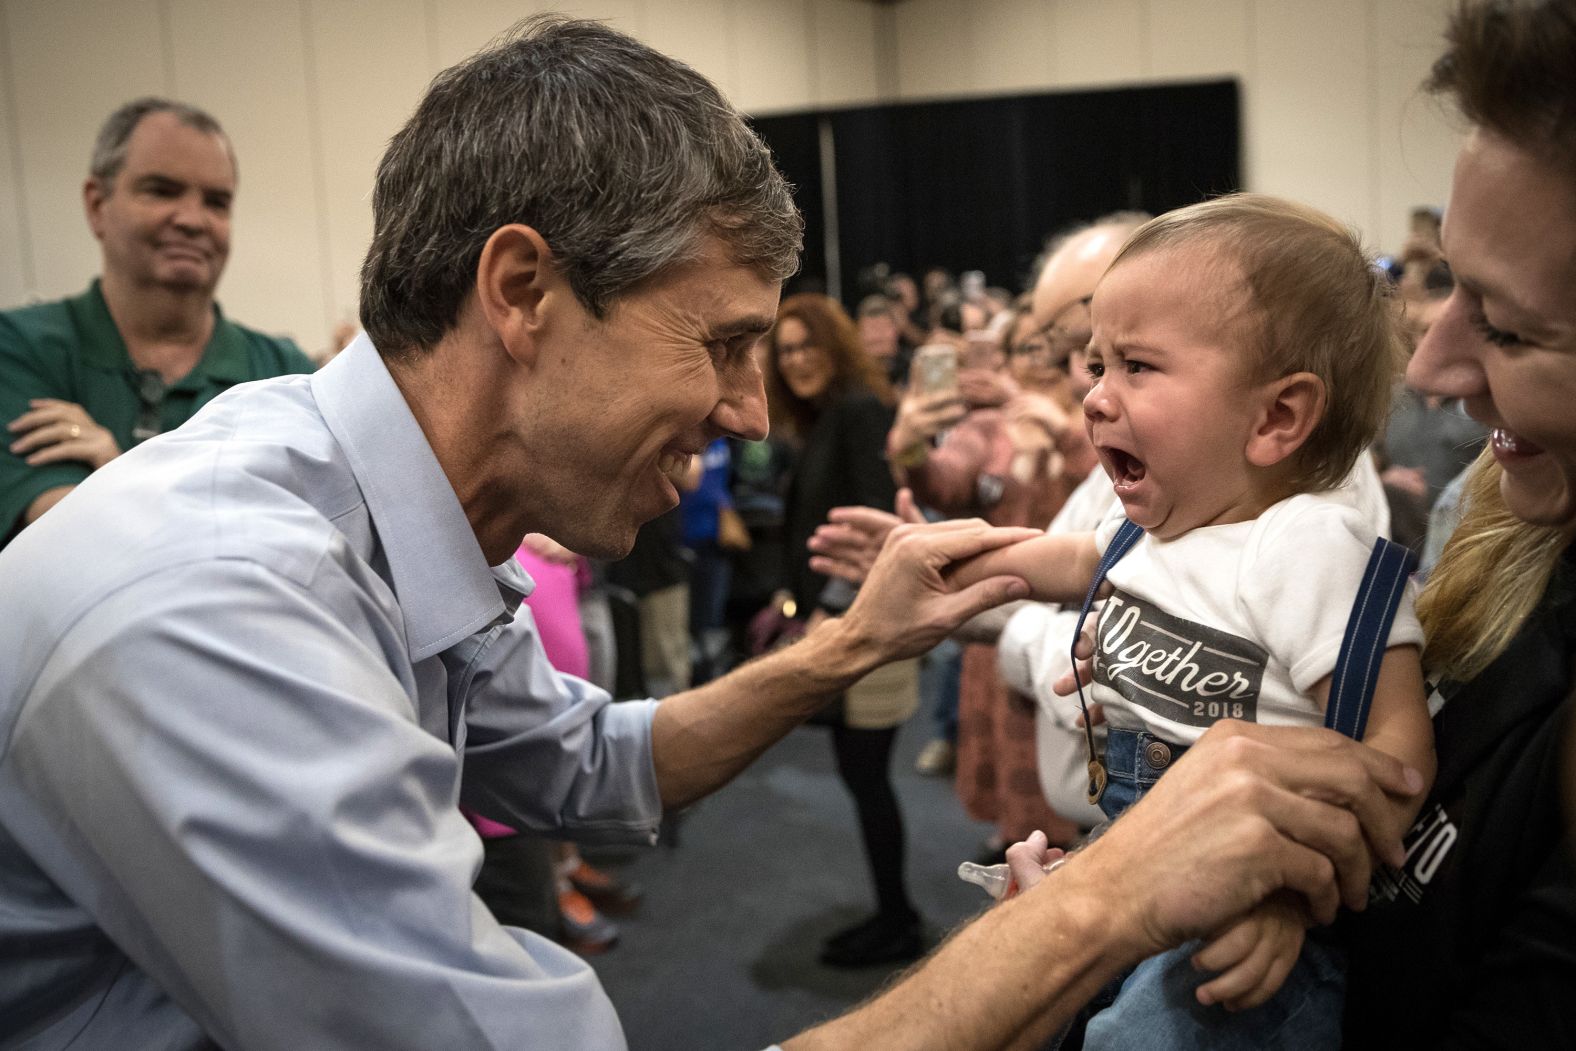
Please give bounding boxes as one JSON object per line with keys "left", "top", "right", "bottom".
{"left": 1125, "top": 360, "right": 1150, "bottom": 375}
{"left": 1085, "top": 361, "right": 1105, "bottom": 379}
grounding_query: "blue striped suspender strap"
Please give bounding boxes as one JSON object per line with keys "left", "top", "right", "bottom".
{"left": 1323, "top": 537, "right": 1417, "bottom": 740}
{"left": 1070, "top": 518, "right": 1145, "bottom": 803}
{"left": 1068, "top": 520, "right": 1414, "bottom": 802}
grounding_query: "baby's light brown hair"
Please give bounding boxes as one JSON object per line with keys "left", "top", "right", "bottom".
{"left": 1109, "top": 193, "right": 1402, "bottom": 493}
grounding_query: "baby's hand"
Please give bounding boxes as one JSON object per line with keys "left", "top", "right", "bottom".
{"left": 1190, "top": 892, "right": 1308, "bottom": 1011}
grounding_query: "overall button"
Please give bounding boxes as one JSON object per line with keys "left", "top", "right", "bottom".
{"left": 1144, "top": 741, "right": 1173, "bottom": 770}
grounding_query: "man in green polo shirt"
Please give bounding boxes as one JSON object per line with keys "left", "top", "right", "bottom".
{"left": 0, "top": 97, "right": 313, "bottom": 546}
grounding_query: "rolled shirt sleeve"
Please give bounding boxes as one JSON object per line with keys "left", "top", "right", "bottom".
{"left": 459, "top": 603, "right": 662, "bottom": 843}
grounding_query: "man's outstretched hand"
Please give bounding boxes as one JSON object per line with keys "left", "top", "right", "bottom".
{"left": 832, "top": 514, "right": 1040, "bottom": 666}
{"left": 1007, "top": 720, "right": 1423, "bottom": 962}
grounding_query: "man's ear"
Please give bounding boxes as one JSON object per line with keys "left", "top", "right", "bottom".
{"left": 83, "top": 178, "right": 108, "bottom": 240}
{"left": 474, "top": 224, "right": 557, "bottom": 367}
{"left": 1245, "top": 371, "right": 1326, "bottom": 469}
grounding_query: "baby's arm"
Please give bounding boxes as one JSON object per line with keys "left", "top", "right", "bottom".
{"left": 1318, "top": 643, "right": 1436, "bottom": 827}
{"left": 1192, "top": 645, "right": 1434, "bottom": 1008}
{"left": 945, "top": 531, "right": 1102, "bottom": 606}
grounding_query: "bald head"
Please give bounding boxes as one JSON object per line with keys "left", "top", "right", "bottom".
{"left": 1030, "top": 222, "right": 1136, "bottom": 331}
{"left": 1030, "top": 219, "right": 1146, "bottom": 397}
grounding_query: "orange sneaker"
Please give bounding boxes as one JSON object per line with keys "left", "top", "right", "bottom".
{"left": 557, "top": 886, "right": 619, "bottom": 955}
{"left": 568, "top": 860, "right": 644, "bottom": 915}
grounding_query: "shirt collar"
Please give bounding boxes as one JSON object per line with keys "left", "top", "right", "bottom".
{"left": 72, "top": 279, "right": 252, "bottom": 385}
{"left": 312, "top": 333, "right": 523, "bottom": 661}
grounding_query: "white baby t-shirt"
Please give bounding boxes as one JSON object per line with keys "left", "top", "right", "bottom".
{"left": 1089, "top": 490, "right": 1424, "bottom": 745}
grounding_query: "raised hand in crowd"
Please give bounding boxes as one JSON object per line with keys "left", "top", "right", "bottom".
{"left": 956, "top": 366, "right": 1016, "bottom": 409}
{"left": 1002, "top": 390, "right": 1072, "bottom": 484}
{"left": 888, "top": 388, "right": 967, "bottom": 466}
{"left": 807, "top": 487, "right": 926, "bottom": 585}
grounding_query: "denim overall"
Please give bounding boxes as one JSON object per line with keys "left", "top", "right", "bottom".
{"left": 1065, "top": 522, "right": 1414, "bottom": 1050}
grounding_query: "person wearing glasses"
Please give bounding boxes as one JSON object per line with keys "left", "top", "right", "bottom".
{"left": 0, "top": 19, "right": 1425, "bottom": 1051}
{"left": 0, "top": 97, "right": 313, "bottom": 548}
{"left": 884, "top": 298, "right": 1099, "bottom": 857}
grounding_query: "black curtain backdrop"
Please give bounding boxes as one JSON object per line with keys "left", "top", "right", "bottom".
{"left": 751, "top": 80, "right": 1240, "bottom": 304}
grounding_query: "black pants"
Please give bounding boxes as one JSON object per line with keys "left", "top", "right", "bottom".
{"left": 472, "top": 833, "right": 557, "bottom": 938}
{"left": 829, "top": 723, "right": 914, "bottom": 919}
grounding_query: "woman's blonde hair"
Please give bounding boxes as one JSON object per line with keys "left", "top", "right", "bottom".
{"left": 1417, "top": 448, "right": 1573, "bottom": 681}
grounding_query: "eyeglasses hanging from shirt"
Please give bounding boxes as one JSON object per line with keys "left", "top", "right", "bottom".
{"left": 132, "top": 369, "right": 169, "bottom": 445}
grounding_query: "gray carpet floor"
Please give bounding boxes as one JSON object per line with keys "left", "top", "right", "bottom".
{"left": 585, "top": 719, "right": 996, "bottom": 1051}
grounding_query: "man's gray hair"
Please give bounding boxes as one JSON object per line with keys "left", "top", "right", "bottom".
{"left": 90, "top": 97, "right": 231, "bottom": 186}
{"left": 360, "top": 16, "right": 803, "bottom": 356}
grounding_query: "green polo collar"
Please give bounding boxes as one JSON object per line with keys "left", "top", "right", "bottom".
{"left": 69, "top": 280, "right": 252, "bottom": 388}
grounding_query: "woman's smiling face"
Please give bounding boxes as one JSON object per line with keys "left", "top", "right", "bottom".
{"left": 1407, "top": 129, "right": 1576, "bottom": 529}
{"left": 773, "top": 316, "right": 835, "bottom": 402}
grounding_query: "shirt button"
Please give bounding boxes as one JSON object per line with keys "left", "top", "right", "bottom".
{"left": 1144, "top": 741, "right": 1172, "bottom": 769}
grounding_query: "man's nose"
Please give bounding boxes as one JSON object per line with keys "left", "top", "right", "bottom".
{"left": 170, "top": 191, "right": 208, "bottom": 233}
{"left": 714, "top": 369, "right": 770, "bottom": 442}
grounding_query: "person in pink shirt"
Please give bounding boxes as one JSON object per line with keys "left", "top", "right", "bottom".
{"left": 468, "top": 534, "right": 638, "bottom": 953}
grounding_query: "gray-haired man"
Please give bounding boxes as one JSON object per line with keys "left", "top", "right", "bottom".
{"left": 0, "top": 18, "right": 1418, "bottom": 1051}
{"left": 0, "top": 98, "right": 313, "bottom": 546}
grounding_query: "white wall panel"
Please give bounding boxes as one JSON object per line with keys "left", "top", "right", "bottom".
{"left": 552, "top": 0, "right": 645, "bottom": 36}
{"left": 304, "top": 0, "right": 433, "bottom": 343}
{"left": 806, "top": 0, "right": 879, "bottom": 108}
{"left": 1372, "top": 0, "right": 1459, "bottom": 252}
{"left": 893, "top": 0, "right": 975, "bottom": 100}
{"left": 968, "top": 0, "right": 1057, "bottom": 96}
{"left": 1049, "top": 0, "right": 1146, "bottom": 88}
{"left": 164, "top": 0, "right": 327, "bottom": 347}
{"left": 1249, "top": 0, "right": 1373, "bottom": 234}
{"left": 0, "top": 7, "right": 30, "bottom": 306}
{"left": 732, "top": 0, "right": 812, "bottom": 114}
{"left": 5, "top": 0, "right": 168, "bottom": 303}
{"left": 641, "top": 0, "right": 739, "bottom": 103}
{"left": 1147, "top": 0, "right": 1250, "bottom": 81}
{"left": 428, "top": 2, "right": 550, "bottom": 83}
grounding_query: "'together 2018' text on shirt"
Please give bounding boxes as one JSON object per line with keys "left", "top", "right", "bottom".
{"left": 1093, "top": 589, "right": 1268, "bottom": 728}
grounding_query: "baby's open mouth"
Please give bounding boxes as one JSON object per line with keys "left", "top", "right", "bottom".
{"left": 1104, "top": 447, "right": 1147, "bottom": 486}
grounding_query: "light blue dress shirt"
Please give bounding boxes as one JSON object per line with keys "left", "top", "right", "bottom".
{"left": 0, "top": 334, "right": 662, "bottom": 1049}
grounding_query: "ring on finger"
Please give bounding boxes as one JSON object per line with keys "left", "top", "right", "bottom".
{"left": 67, "top": 424, "right": 81, "bottom": 439}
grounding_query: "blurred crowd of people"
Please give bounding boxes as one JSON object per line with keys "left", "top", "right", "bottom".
{"left": 479, "top": 206, "right": 1488, "bottom": 963}
{"left": 4, "top": 3, "right": 1573, "bottom": 1044}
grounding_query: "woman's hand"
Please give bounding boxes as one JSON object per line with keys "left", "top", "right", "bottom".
{"left": 1004, "top": 391, "right": 1071, "bottom": 484}
{"left": 808, "top": 489, "right": 925, "bottom": 585}
{"left": 889, "top": 390, "right": 967, "bottom": 462}
{"left": 1052, "top": 623, "right": 1098, "bottom": 697}
{"left": 1004, "top": 392, "right": 1070, "bottom": 450}
{"left": 958, "top": 368, "right": 1016, "bottom": 409}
